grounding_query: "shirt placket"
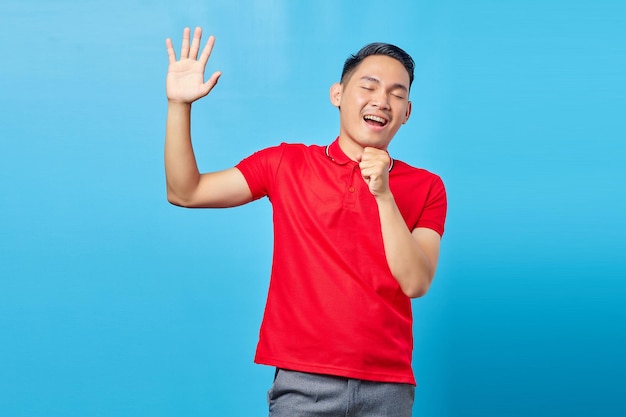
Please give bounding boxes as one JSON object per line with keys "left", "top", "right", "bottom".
{"left": 342, "top": 163, "right": 360, "bottom": 210}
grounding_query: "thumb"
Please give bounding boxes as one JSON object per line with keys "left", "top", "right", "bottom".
{"left": 200, "top": 71, "right": 221, "bottom": 96}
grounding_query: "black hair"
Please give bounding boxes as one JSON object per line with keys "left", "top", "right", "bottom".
{"left": 341, "top": 42, "right": 415, "bottom": 88}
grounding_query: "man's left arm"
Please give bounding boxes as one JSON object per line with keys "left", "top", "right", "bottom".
{"left": 377, "top": 199, "right": 441, "bottom": 298}
{"left": 358, "top": 147, "right": 441, "bottom": 298}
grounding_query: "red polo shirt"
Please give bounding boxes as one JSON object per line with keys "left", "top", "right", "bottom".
{"left": 236, "top": 138, "right": 446, "bottom": 385}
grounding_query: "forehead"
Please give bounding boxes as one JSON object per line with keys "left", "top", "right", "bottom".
{"left": 349, "top": 55, "right": 410, "bottom": 88}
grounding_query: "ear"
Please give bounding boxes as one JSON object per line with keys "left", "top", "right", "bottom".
{"left": 403, "top": 101, "right": 412, "bottom": 124}
{"left": 330, "top": 82, "right": 342, "bottom": 108}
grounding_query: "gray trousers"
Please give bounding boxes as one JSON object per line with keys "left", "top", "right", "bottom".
{"left": 267, "top": 369, "right": 415, "bottom": 417}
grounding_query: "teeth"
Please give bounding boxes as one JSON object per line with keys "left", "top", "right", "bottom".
{"left": 364, "top": 115, "right": 386, "bottom": 124}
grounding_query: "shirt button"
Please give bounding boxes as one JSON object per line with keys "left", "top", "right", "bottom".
{"left": 349, "top": 187, "right": 355, "bottom": 193}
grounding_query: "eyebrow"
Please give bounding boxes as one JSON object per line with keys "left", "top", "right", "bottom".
{"left": 359, "top": 76, "right": 409, "bottom": 93}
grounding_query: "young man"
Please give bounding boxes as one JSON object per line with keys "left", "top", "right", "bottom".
{"left": 165, "top": 27, "right": 447, "bottom": 417}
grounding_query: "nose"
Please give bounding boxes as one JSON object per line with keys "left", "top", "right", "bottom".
{"left": 371, "top": 90, "right": 390, "bottom": 110}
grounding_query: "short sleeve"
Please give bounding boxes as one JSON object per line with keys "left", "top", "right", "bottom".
{"left": 415, "top": 175, "right": 447, "bottom": 237}
{"left": 235, "top": 143, "right": 287, "bottom": 200}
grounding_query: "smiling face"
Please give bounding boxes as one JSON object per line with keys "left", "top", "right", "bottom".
{"left": 330, "top": 55, "right": 412, "bottom": 159}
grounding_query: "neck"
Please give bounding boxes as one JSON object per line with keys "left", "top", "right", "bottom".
{"left": 337, "top": 135, "right": 370, "bottom": 162}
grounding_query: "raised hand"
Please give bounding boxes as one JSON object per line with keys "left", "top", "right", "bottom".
{"left": 165, "top": 27, "right": 221, "bottom": 104}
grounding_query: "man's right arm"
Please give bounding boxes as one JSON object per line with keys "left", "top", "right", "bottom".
{"left": 165, "top": 101, "right": 253, "bottom": 208}
{"left": 164, "top": 27, "right": 253, "bottom": 208}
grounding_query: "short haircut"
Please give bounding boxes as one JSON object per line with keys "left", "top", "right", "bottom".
{"left": 341, "top": 42, "right": 415, "bottom": 89}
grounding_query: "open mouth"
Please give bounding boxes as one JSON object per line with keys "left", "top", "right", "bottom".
{"left": 363, "top": 114, "right": 388, "bottom": 127}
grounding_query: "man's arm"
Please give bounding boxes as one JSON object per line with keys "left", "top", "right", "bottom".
{"left": 164, "top": 27, "right": 252, "bottom": 208}
{"left": 376, "top": 201, "right": 441, "bottom": 298}
{"left": 358, "top": 147, "right": 441, "bottom": 298}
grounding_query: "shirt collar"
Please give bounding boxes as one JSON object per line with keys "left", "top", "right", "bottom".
{"left": 325, "top": 137, "right": 353, "bottom": 166}
{"left": 325, "top": 137, "right": 395, "bottom": 172}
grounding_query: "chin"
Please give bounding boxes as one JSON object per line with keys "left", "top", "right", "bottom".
{"left": 357, "top": 136, "right": 390, "bottom": 150}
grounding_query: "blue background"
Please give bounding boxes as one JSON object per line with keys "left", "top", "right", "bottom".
{"left": 1, "top": 1, "right": 624, "bottom": 416}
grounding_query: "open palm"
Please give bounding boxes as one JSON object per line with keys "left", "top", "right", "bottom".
{"left": 165, "top": 27, "right": 221, "bottom": 104}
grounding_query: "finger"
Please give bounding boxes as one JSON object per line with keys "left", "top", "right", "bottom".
{"left": 198, "top": 34, "right": 216, "bottom": 66}
{"left": 165, "top": 38, "right": 177, "bottom": 64}
{"left": 359, "top": 155, "right": 382, "bottom": 168}
{"left": 199, "top": 71, "right": 222, "bottom": 97}
{"left": 359, "top": 161, "right": 387, "bottom": 181}
{"left": 361, "top": 151, "right": 389, "bottom": 168}
{"left": 189, "top": 27, "right": 202, "bottom": 60}
{"left": 180, "top": 27, "right": 191, "bottom": 58}
{"left": 360, "top": 163, "right": 380, "bottom": 176}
